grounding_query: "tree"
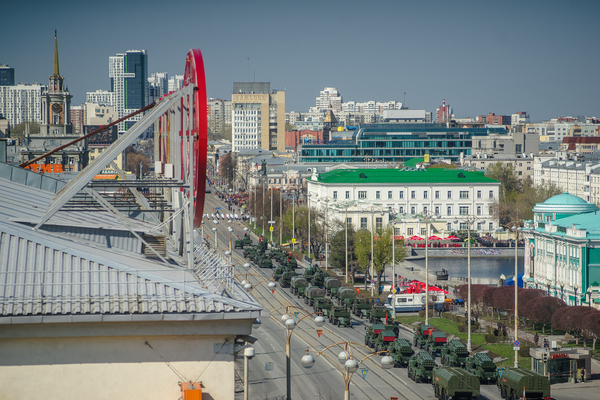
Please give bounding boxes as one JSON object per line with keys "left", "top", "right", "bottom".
{"left": 219, "top": 152, "right": 237, "bottom": 188}
{"left": 126, "top": 148, "right": 151, "bottom": 178}
{"left": 354, "top": 230, "right": 372, "bottom": 289}
{"left": 329, "top": 225, "right": 361, "bottom": 285}
{"left": 554, "top": 306, "right": 598, "bottom": 343}
{"left": 285, "top": 123, "right": 296, "bottom": 131}
{"left": 372, "top": 227, "right": 395, "bottom": 294}
{"left": 582, "top": 312, "right": 600, "bottom": 350}
{"left": 521, "top": 296, "right": 566, "bottom": 333}
{"left": 10, "top": 121, "right": 40, "bottom": 142}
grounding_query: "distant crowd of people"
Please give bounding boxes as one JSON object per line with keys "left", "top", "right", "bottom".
{"left": 477, "top": 235, "right": 525, "bottom": 248}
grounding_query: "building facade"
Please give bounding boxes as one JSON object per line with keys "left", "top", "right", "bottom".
{"left": 0, "top": 64, "right": 15, "bottom": 86}
{"left": 231, "top": 82, "right": 285, "bottom": 153}
{"left": 435, "top": 99, "right": 454, "bottom": 123}
{"left": 85, "top": 89, "right": 116, "bottom": 106}
{"left": 462, "top": 154, "right": 535, "bottom": 183}
{"left": 109, "top": 50, "right": 148, "bottom": 133}
{"left": 306, "top": 168, "right": 500, "bottom": 235}
{"left": 148, "top": 72, "right": 169, "bottom": 103}
{"left": 534, "top": 158, "right": 600, "bottom": 203}
{"left": 70, "top": 105, "right": 85, "bottom": 134}
{"left": 0, "top": 83, "right": 44, "bottom": 125}
{"left": 168, "top": 74, "right": 183, "bottom": 92}
{"left": 315, "top": 87, "right": 343, "bottom": 112}
{"left": 208, "top": 98, "right": 232, "bottom": 133}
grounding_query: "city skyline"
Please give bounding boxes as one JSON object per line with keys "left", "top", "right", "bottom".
{"left": 2, "top": 0, "right": 599, "bottom": 123}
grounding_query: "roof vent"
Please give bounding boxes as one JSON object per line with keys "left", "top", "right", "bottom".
{"left": 457, "top": 172, "right": 466, "bottom": 178}
{"left": 141, "top": 234, "right": 167, "bottom": 257}
{"left": 359, "top": 172, "right": 367, "bottom": 178}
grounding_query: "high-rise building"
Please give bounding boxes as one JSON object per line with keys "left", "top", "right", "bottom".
{"left": 511, "top": 111, "right": 530, "bottom": 126}
{"left": 435, "top": 99, "right": 454, "bottom": 123}
{"left": 0, "top": 65, "right": 15, "bottom": 86}
{"left": 70, "top": 105, "right": 85, "bottom": 134}
{"left": 0, "top": 83, "right": 44, "bottom": 125}
{"left": 148, "top": 72, "right": 169, "bottom": 103}
{"left": 316, "top": 87, "right": 342, "bottom": 112}
{"left": 109, "top": 50, "right": 148, "bottom": 133}
{"left": 86, "top": 89, "right": 115, "bottom": 106}
{"left": 231, "top": 82, "right": 285, "bottom": 152}
{"left": 168, "top": 74, "right": 184, "bottom": 93}
{"left": 207, "top": 98, "right": 231, "bottom": 134}
{"left": 40, "top": 31, "right": 72, "bottom": 135}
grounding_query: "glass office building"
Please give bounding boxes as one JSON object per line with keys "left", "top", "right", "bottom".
{"left": 300, "top": 123, "right": 506, "bottom": 163}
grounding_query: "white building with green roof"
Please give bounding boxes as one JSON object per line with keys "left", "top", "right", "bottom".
{"left": 523, "top": 192, "right": 600, "bottom": 306}
{"left": 307, "top": 168, "right": 500, "bottom": 235}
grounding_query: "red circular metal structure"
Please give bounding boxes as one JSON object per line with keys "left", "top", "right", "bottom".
{"left": 184, "top": 49, "right": 208, "bottom": 228}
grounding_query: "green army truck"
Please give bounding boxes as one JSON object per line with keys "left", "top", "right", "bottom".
{"left": 365, "top": 324, "right": 387, "bottom": 348}
{"left": 465, "top": 352, "right": 498, "bottom": 384}
{"left": 290, "top": 276, "right": 309, "bottom": 297}
{"left": 234, "top": 239, "right": 244, "bottom": 249}
{"left": 324, "top": 277, "right": 342, "bottom": 297}
{"left": 496, "top": 368, "right": 550, "bottom": 400}
{"left": 313, "top": 297, "right": 334, "bottom": 317}
{"left": 440, "top": 339, "right": 469, "bottom": 367}
{"left": 337, "top": 287, "right": 357, "bottom": 307}
{"left": 425, "top": 331, "right": 448, "bottom": 357}
{"left": 388, "top": 338, "right": 414, "bottom": 367}
{"left": 432, "top": 367, "right": 480, "bottom": 400}
{"left": 329, "top": 306, "right": 352, "bottom": 327}
{"left": 273, "top": 265, "right": 286, "bottom": 281}
{"left": 305, "top": 286, "right": 327, "bottom": 306}
{"left": 311, "top": 269, "right": 329, "bottom": 287}
{"left": 281, "top": 269, "right": 297, "bottom": 288}
{"left": 407, "top": 351, "right": 437, "bottom": 383}
{"left": 366, "top": 305, "right": 389, "bottom": 324}
{"left": 373, "top": 328, "right": 398, "bottom": 353}
{"left": 414, "top": 324, "right": 435, "bottom": 349}
{"left": 352, "top": 297, "right": 373, "bottom": 318}
{"left": 303, "top": 264, "right": 320, "bottom": 282}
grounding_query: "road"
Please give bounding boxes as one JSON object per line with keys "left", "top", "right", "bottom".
{"left": 202, "top": 191, "right": 590, "bottom": 400}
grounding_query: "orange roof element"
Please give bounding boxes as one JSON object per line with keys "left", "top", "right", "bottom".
{"left": 93, "top": 174, "right": 118, "bottom": 180}
{"left": 181, "top": 382, "right": 202, "bottom": 400}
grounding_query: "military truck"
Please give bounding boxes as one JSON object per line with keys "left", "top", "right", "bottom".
{"left": 290, "top": 276, "right": 309, "bottom": 297}
{"left": 259, "top": 256, "right": 272, "bottom": 268}
{"left": 303, "top": 264, "right": 320, "bottom": 282}
{"left": 496, "top": 368, "right": 550, "bottom": 400}
{"left": 465, "top": 352, "right": 498, "bottom": 384}
{"left": 311, "top": 269, "right": 329, "bottom": 287}
{"left": 281, "top": 269, "right": 298, "bottom": 288}
{"left": 305, "top": 286, "right": 327, "bottom": 306}
{"left": 368, "top": 305, "right": 389, "bottom": 324}
{"left": 242, "top": 234, "right": 253, "bottom": 247}
{"left": 329, "top": 306, "right": 352, "bottom": 327}
{"left": 440, "top": 339, "right": 469, "bottom": 367}
{"left": 414, "top": 324, "right": 435, "bottom": 349}
{"left": 407, "top": 351, "right": 437, "bottom": 383}
{"left": 337, "top": 288, "right": 357, "bottom": 307}
{"left": 352, "top": 297, "right": 373, "bottom": 318}
{"left": 234, "top": 239, "right": 244, "bottom": 249}
{"left": 388, "top": 338, "right": 414, "bottom": 367}
{"left": 425, "top": 331, "right": 448, "bottom": 357}
{"left": 324, "top": 277, "right": 342, "bottom": 297}
{"left": 365, "top": 324, "right": 387, "bottom": 348}
{"left": 313, "top": 297, "right": 334, "bottom": 317}
{"left": 432, "top": 367, "right": 480, "bottom": 400}
{"left": 373, "top": 328, "right": 398, "bottom": 353}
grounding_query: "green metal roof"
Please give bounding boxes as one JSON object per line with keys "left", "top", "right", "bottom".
{"left": 403, "top": 157, "right": 425, "bottom": 167}
{"left": 535, "top": 211, "right": 600, "bottom": 239}
{"left": 543, "top": 193, "right": 589, "bottom": 205}
{"left": 315, "top": 168, "right": 499, "bottom": 184}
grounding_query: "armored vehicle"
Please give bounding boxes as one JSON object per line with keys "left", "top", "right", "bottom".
{"left": 496, "top": 368, "right": 550, "bottom": 400}
{"left": 243, "top": 247, "right": 256, "bottom": 258}
{"left": 432, "top": 367, "right": 480, "bottom": 400}
{"left": 465, "top": 352, "right": 498, "bottom": 384}
{"left": 407, "top": 351, "right": 437, "bottom": 383}
{"left": 373, "top": 329, "right": 398, "bottom": 353}
{"left": 324, "top": 277, "right": 342, "bottom": 297}
{"left": 281, "top": 269, "right": 298, "bottom": 288}
{"left": 352, "top": 297, "right": 373, "bottom": 318}
{"left": 303, "top": 264, "right": 320, "bottom": 281}
{"left": 337, "top": 287, "right": 358, "bottom": 307}
{"left": 258, "top": 256, "right": 272, "bottom": 269}
{"left": 313, "top": 297, "right": 334, "bottom": 317}
{"left": 389, "top": 338, "right": 414, "bottom": 367}
{"left": 425, "top": 331, "right": 448, "bottom": 357}
{"left": 269, "top": 247, "right": 283, "bottom": 259}
{"left": 234, "top": 239, "right": 244, "bottom": 249}
{"left": 305, "top": 286, "right": 327, "bottom": 306}
{"left": 242, "top": 234, "right": 253, "bottom": 246}
{"left": 311, "top": 269, "right": 329, "bottom": 287}
{"left": 414, "top": 324, "right": 435, "bottom": 349}
{"left": 440, "top": 339, "right": 469, "bottom": 367}
{"left": 368, "top": 305, "right": 389, "bottom": 324}
{"left": 365, "top": 324, "right": 387, "bottom": 348}
{"left": 286, "top": 257, "right": 298, "bottom": 269}
{"left": 290, "top": 276, "right": 309, "bottom": 297}
{"left": 273, "top": 265, "right": 285, "bottom": 281}
{"left": 329, "top": 306, "right": 352, "bottom": 327}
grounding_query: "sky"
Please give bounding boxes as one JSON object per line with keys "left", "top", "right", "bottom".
{"left": 3, "top": 0, "right": 599, "bottom": 123}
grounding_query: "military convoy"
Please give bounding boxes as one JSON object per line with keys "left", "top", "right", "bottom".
{"left": 373, "top": 328, "right": 398, "bottom": 353}
{"left": 336, "top": 287, "right": 358, "bottom": 307}
{"left": 324, "top": 277, "right": 342, "bottom": 297}
{"left": 305, "top": 286, "right": 326, "bottom": 306}
{"left": 329, "top": 306, "right": 352, "bottom": 327}
{"left": 365, "top": 324, "right": 388, "bottom": 348}
{"left": 313, "top": 297, "right": 334, "bottom": 317}
{"left": 425, "top": 331, "right": 448, "bottom": 357}
{"left": 290, "top": 276, "right": 309, "bottom": 297}
{"left": 352, "top": 297, "right": 373, "bottom": 318}
{"left": 367, "top": 305, "right": 389, "bottom": 324}
{"left": 496, "top": 368, "right": 550, "bottom": 400}
{"left": 414, "top": 324, "right": 435, "bottom": 349}
{"left": 432, "top": 367, "right": 480, "bottom": 400}
{"left": 407, "top": 351, "right": 437, "bottom": 383}
{"left": 440, "top": 339, "right": 469, "bottom": 367}
{"left": 465, "top": 352, "right": 498, "bottom": 384}
{"left": 388, "top": 338, "right": 414, "bottom": 367}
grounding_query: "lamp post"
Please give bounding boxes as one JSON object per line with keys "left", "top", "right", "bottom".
{"left": 547, "top": 280, "right": 551, "bottom": 296}
{"left": 512, "top": 224, "right": 521, "bottom": 368}
{"left": 300, "top": 341, "right": 393, "bottom": 400}
{"left": 212, "top": 219, "right": 219, "bottom": 249}
{"left": 588, "top": 286, "right": 593, "bottom": 307}
{"left": 574, "top": 284, "right": 578, "bottom": 306}
{"left": 270, "top": 187, "right": 274, "bottom": 243}
{"left": 560, "top": 281, "right": 565, "bottom": 301}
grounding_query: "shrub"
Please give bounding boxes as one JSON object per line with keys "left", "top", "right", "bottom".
{"left": 519, "top": 345, "right": 531, "bottom": 358}
{"left": 457, "top": 323, "right": 467, "bottom": 332}
{"left": 418, "top": 310, "right": 426, "bottom": 318}
{"left": 485, "top": 334, "right": 497, "bottom": 343}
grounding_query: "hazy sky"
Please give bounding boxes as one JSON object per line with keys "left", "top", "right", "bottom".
{"left": 3, "top": 0, "right": 599, "bottom": 122}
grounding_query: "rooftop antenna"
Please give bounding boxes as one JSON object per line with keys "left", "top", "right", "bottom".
{"left": 246, "top": 57, "right": 251, "bottom": 81}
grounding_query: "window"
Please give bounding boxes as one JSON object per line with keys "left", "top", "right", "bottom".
{"left": 477, "top": 190, "right": 482, "bottom": 199}
{"left": 447, "top": 191, "right": 452, "bottom": 199}
{"left": 333, "top": 191, "right": 338, "bottom": 199}
{"left": 399, "top": 191, "right": 404, "bottom": 199}
{"left": 399, "top": 206, "right": 404, "bottom": 213}
{"left": 477, "top": 222, "right": 482, "bottom": 230}
{"left": 489, "top": 222, "right": 493, "bottom": 231}
{"left": 345, "top": 191, "right": 350, "bottom": 199}
{"left": 376, "top": 191, "right": 381, "bottom": 199}
{"left": 407, "top": 228, "right": 414, "bottom": 235}
{"left": 447, "top": 206, "right": 452, "bottom": 215}
{"left": 460, "top": 223, "right": 468, "bottom": 230}
{"left": 421, "top": 228, "right": 427, "bottom": 236}
{"left": 358, "top": 191, "right": 367, "bottom": 199}
{"left": 346, "top": 217, "right": 352, "bottom": 225}
{"left": 424, "top": 191, "right": 428, "bottom": 199}
{"left": 460, "top": 191, "right": 469, "bottom": 199}
{"left": 489, "top": 190, "right": 494, "bottom": 199}
{"left": 477, "top": 206, "right": 482, "bottom": 215}
{"left": 360, "top": 217, "right": 367, "bottom": 230}
{"left": 435, "top": 206, "right": 440, "bottom": 214}
{"left": 423, "top": 206, "right": 428, "bottom": 214}
{"left": 435, "top": 191, "right": 440, "bottom": 199}
{"left": 376, "top": 217, "right": 383, "bottom": 230}
{"left": 388, "top": 191, "right": 393, "bottom": 199}
{"left": 460, "top": 206, "right": 469, "bottom": 215}
{"left": 411, "top": 191, "right": 416, "bottom": 199}
{"left": 447, "top": 223, "right": 452, "bottom": 231}
{"left": 411, "top": 206, "right": 416, "bottom": 214}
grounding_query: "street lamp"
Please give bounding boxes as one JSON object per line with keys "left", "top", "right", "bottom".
{"left": 243, "top": 347, "right": 255, "bottom": 400}
{"left": 574, "top": 284, "right": 578, "bottom": 306}
{"left": 587, "top": 286, "right": 593, "bottom": 307}
{"left": 301, "top": 341, "right": 392, "bottom": 400}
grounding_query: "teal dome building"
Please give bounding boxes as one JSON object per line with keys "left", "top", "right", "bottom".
{"left": 524, "top": 193, "right": 600, "bottom": 306}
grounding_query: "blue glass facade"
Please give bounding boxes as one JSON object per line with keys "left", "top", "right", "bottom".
{"left": 124, "top": 52, "right": 146, "bottom": 109}
{"left": 300, "top": 123, "right": 506, "bottom": 163}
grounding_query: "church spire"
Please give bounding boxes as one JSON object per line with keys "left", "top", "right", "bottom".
{"left": 53, "top": 29, "right": 60, "bottom": 77}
